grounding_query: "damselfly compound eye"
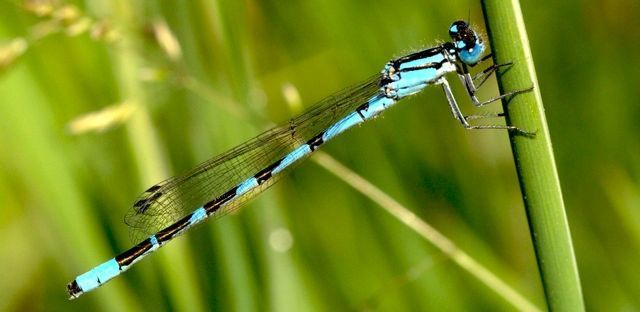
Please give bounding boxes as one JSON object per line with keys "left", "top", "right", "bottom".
{"left": 449, "top": 20, "right": 485, "bottom": 65}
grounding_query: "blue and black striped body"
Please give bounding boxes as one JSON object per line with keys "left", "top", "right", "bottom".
{"left": 68, "top": 20, "right": 488, "bottom": 299}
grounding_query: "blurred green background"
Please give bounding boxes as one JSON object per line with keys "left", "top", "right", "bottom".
{"left": 1, "top": 0, "right": 639, "bottom": 311}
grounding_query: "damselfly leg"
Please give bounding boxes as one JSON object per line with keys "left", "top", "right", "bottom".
{"left": 438, "top": 76, "right": 526, "bottom": 132}
{"left": 445, "top": 57, "right": 534, "bottom": 135}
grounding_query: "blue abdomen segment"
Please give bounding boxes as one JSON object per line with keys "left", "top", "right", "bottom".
{"left": 188, "top": 207, "right": 207, "bottom": 225}
{"left": 272, "top": 144, "right": 312, "bottom": 175}
{"left": 236, "top": 178, "right": 259, "bottom": 197}
{"left": 359, "top": 96, "right": 396, "bottom": 120}
{"left": 322, "top": 111, "right": 364, "bottom": 141}
{"left": 69, "top": 233, "right": 163, "bottom": 298}
{"left": 71, "top": 258, "right": 119, "bottom": 296}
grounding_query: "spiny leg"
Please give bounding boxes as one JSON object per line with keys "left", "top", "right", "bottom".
{"left": 461, "top": 97, "right": 536, "bottom": 136}
{"left": 439, "top": 77, "right": 468, "bottom": 126}
{"left": 466, "top": 54, "right": 516, "bottom": 91}
{"left": 462, "top": 112, "right": 533, "bottom": 135}
{"left": 438, "top": 77, "right": 526, "bottom": 133}
{"left": 457, "top": 58, "right": 533, "bottom": 108}
{"left": 468, "top": 52, "right": 494, "bottom": 68}
{"left": 464, "top": 112, "right": 505, "bottom": 121}
{"left": 470, "top": 87, "right": 533, "bottom": 107}
{"left": 461, "top": 53, "right": 509, "bottom": 88}
{"left": 471, "top": 62, "right": 513, "bottom": 90}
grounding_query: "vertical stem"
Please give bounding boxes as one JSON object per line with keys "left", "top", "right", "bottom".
{"left": 480, "top": 1, "right": 585, "bottom": 311}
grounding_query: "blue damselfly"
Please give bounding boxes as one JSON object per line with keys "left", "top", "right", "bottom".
{"left": 68, "top": 20, "right": 529, "bottom": 299}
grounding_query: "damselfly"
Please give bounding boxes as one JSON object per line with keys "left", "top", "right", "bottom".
{"left": 67, "top": 20, "right": 530, "bottom": 299}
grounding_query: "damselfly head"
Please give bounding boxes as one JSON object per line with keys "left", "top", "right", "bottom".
{"left": 448, "top": 20, "right": 485, "bottom": 65}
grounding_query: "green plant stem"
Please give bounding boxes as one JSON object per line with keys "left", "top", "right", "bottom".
{"left": 480, "top": 1, "right": 585, "bottom": 311}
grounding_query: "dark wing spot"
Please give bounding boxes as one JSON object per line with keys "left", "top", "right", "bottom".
{"left": 133, "top": 191, "right": 163, "bottom": 214}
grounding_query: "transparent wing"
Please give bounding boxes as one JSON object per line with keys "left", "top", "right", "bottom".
{"left": 125, "top": 75, "right": 382, "bottom": 243}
